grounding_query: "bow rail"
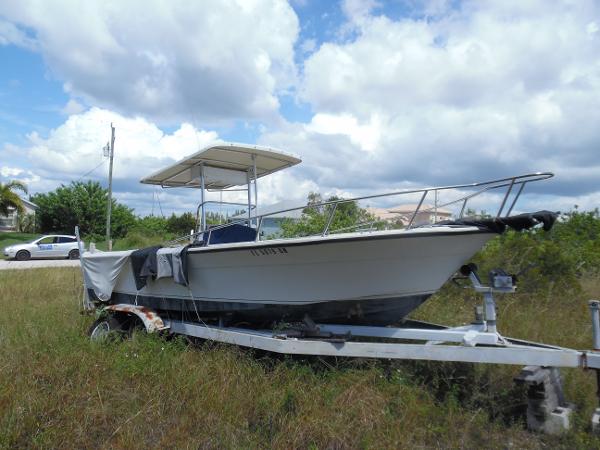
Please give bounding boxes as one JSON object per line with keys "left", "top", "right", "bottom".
{"left": 166, "top": 172, "right": 554, "bottom": 246}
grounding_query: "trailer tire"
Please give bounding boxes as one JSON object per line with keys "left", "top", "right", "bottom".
{"left": 88, "top": 317, "right": 121, "bottom": 341}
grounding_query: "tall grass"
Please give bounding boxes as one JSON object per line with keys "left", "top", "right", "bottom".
{"left": 1, "top": 268, "right": 599, "bottom": 449}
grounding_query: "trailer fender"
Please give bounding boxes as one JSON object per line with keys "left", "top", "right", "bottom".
{"left": 104, "top": 304, "right": 169, "bottom": 333}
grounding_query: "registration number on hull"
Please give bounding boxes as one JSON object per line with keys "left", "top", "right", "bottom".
{"left": 250, "top": 247, "right": 288, "bottom": 256}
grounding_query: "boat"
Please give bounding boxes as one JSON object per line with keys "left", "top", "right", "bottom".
{"left": 80, "top": 142, "right": 556, "bottom": 327}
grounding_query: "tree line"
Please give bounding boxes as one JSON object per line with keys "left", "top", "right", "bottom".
{"left": 23, "top": 181, "right": 199, "bottom": 241}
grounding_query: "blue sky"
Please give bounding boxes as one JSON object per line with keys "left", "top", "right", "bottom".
{"left": 1, "top": 0, "right": 600, "bottom": 216}
{"left": 0, "top": 45, "right": 67, "bottom": 143}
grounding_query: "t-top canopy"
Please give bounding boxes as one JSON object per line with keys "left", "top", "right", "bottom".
{"left": 140, "top": 142, "right": 301, "bottom": 189}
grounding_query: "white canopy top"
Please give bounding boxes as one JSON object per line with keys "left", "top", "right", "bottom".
{"left": 140, "top": 142, "right": 301, "bottom": 189}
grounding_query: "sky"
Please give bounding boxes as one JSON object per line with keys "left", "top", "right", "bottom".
{"left": 1, "top": 0, "right": 600, "bottom": 217}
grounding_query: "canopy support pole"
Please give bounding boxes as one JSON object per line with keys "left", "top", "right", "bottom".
{"left": 252, "top": 154, "right": 258, "bottom": 228}
{"left": 246, "top": 170, "right": 252, "bottom": 226}
{"left": 200, "top": 163, "right": 206, "bottom": 232}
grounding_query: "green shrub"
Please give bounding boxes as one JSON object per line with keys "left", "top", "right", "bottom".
{"left": 281, "top": 192, "right": 379, "bottom": 237}
{"left": 17, "top": 213, "right": 36, "bottom": 233}
{"left": 546, "top": 209, "right": 600, "bottom": 274}
{"left": 476, "top": 230, "right": 579, "bottom": 293}
{"left": 166, "top": 212, "right": 196, "bottom": 236}
{"left": 132, "top": 215, "right": 168, "bottom": 235}
{"left": 112, "top": 230, "right": 170, "bottom": 250}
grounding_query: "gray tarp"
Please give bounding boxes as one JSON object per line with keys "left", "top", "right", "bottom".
{"left": 82, "top": 246, "right": 189, "bottom": 301}
{"left": 171, "top": 245, "right": 190, "bottom": 286}
{"left": 156, "top": 247, "right": 174, "bottom": 279}
{"left": 81, "top": 250, "right": 132, "bottom": 301}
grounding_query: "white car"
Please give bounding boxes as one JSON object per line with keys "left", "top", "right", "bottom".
{"left": 3, "top": 235, "right": 83, "bottom": 261}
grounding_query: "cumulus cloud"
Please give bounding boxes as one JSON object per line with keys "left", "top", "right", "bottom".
{"left": 0, "top": 17, "right": 36, "bottom": 50}
{"left": 273, "top": 0, "right": 600, "bottom": 208}
{"left": 3, "top": 1, "right": 600, "bottom": 216}
{"left": 60, "top": 99, "right": 85, "bottom": 115}
{"left": 2, "top": 107, "right": 218, "bottom": 213}
{"left": 0, "top": 0, "right": 299, "bottom": 124}
{"left": 0, "top": 166, "right": 24, "bottom": 178}
{"left": 20, "top": 108, "right": 217, "bottom": 181}
{"left": 0, "top": 166, "right": 40, "bottom": 186}
{"left": 2, "top": 107, "right": 315, "bottom": 215}
{"left": 342, "top": 0, "right": 381, "bottom": 24}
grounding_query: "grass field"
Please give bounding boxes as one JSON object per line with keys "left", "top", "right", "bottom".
{"left": 1, "top": 268, "right": 600, "bottom": 449}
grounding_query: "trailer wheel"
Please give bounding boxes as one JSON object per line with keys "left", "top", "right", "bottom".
{"left": 88, "top": 317, "right": 120, "bottom": 341}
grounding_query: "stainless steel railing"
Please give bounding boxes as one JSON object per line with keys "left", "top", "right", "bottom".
{"left": 166, "top": 172, "right": 553, "bottom": 246}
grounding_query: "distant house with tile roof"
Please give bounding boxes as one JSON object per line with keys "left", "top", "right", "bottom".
{"left": 367, "top": 203, "right": 452, "bottom": 227}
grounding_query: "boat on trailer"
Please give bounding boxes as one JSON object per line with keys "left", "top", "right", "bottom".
{"left": 81, "top": 142, "right": 553, "bottom": 326}
{"left": 78, "top": 142, "right": 600, "bottom": 433}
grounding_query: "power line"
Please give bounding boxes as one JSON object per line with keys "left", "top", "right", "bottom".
{"left": 74, "top": 159, "right": 107, "bottom": 183}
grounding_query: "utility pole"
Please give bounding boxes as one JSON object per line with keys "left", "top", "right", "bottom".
{"left": 105, "top": 123, "right": 115, "bottom": 250}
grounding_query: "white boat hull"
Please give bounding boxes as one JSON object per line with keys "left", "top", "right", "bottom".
{"left": 96, "top": 227, "right": 494, "bottom": 324}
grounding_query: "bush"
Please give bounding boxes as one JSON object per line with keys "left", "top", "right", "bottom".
{"left": 281, "top": 193, "right": 378, "bottom": 238}
{"left": 166, "top": 212, "right": 196, "bottom": 236}
{"left": 472, "top": 208, "right": 600, "bottom": 293}
{"left": 31, "top": 181, "right": 136, "bottom": 238}
{"left": 17, "top": 213, "right": 36, "bottom": 233}
{"left": 476, "top": 230, "right": 580, "bottom": 293}
{"left": 546, "top": 209, "right": 600, "bottom": 274}
{"left": 133, "top": 215, "right": 168, "bottom": 235}
{"left": 112, "top": 230, "right": 168, "bottom": 250}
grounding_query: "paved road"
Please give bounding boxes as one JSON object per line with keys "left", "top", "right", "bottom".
{"left": 0, "top": 259, "right": 80, "bottom": 270}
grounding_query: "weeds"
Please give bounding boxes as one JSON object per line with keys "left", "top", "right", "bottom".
{"left": 1, "top": 267, "right": 599, "bottom": 449}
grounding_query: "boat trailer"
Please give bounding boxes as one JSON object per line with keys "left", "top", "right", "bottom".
{"left": 87, "top": 265, "right": 600, "bottom": 435}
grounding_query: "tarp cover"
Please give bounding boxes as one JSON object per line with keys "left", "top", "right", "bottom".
{"left": 436, "top": 210, "right": 558, "bottom": 234}
{"left": 81, "top": 250, "right": 133, "bottom": 301}
{"left": 82, "top": 245, "right": 192, "bottom": 302}
{"left": 130, "top": 246, "right": 162, "bottom": 290}
{"left": 172, "top": 245, "right": 191, "bottom": 286}
{"left": 131, "top": 245, "right": 191, "bottom": 288}
{"left": 156, "top": 248, "right": 174, "bottom": 279}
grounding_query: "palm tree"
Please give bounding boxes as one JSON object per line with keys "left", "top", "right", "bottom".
{"left": 0, "top": 180, "right": 28, "bottom": 219}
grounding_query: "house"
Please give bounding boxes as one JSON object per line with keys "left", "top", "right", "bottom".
{"left": 0, "top": 197, "right": 38, "bottom": 231}
{"left": 367, "top": 203, "right": 452, "bottom": 227}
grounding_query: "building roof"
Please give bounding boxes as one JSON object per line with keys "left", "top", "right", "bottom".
{"left": 21, "top": 197, "right": 38, "bottom": 209}
{"left": 367, "top": 203, "right": 453, "bottom": 223}
{"left": 366, "top": 207, "right": 403, "bottom": 221}
{"left": 140, "top": 142, "right": 301, "bottom": 189}
{"left": 388, "top": 203, "right": 452, "bottom": 215}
